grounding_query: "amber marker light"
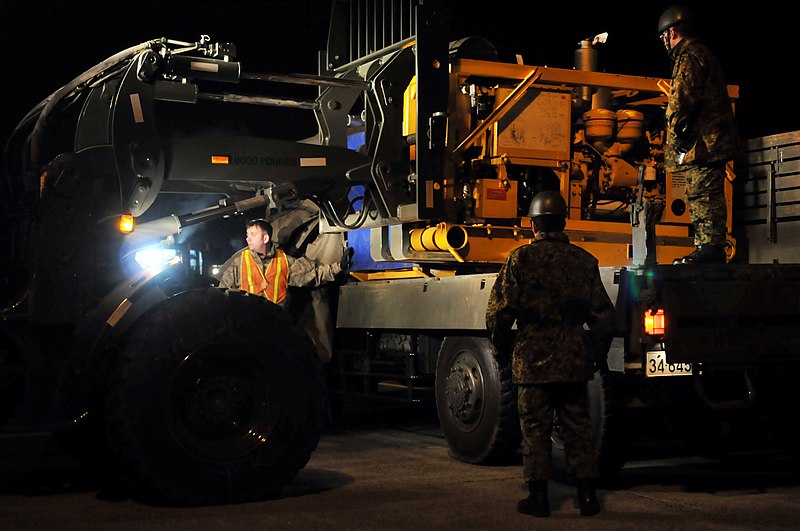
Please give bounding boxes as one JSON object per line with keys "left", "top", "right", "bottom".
{"left": 211, "top": 155, "right": 229, "bottom": 164}
{"left": 119, "top": 214, "right": 135, "bottom": 234}
{"left": 644, "top": 308, "right": 665, "bottom": 336}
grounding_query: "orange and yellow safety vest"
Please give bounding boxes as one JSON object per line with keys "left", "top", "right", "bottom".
{"left": 240, "top": 249, "right": 289, "bottom": 304}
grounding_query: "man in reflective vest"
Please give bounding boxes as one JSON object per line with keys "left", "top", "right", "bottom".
{"left": 218, "top": 218, "right": 348, "bottom": 309}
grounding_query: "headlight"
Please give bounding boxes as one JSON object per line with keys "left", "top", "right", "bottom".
{"left": 134, "top": 246, "right": 178, "bottom": 272}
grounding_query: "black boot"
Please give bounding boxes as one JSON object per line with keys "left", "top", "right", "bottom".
{"left": 577, "top": 478, "right": 601, "bottom": 516}
{"left": 673, "top": 244, "right": 726, "bottom": 265}
{"left": 517, "top": 480, "right": 550, "bottom": 517}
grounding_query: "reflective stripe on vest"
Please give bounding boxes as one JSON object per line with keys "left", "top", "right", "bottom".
{"left": 240, "top": 249, "right": 289, "bottom": 303}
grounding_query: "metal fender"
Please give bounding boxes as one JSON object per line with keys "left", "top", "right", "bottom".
{"left": 51, "top": 261, "right": 190, "bottom": 426}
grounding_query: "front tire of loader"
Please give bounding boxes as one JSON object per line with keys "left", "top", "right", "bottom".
{"left": 435, "top": 336, "right": 521, "bottom": 465}
{"left": 104, "top": 287, "right": 323, "bottom": 506}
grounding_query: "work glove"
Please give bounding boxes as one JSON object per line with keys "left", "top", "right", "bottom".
{"left": 675, "top": 143, "right": 688, "bottom": 165}
{"left": 340, "top": 247, "right": 354, "bottom": 272}
{"left": 490, "top": 333, "right": 513, "bottom": 368}
{"left": 673, "top": 130, "right": 691, "bottom": 165}
{"left": 671, "top": 118, "right": 691, "bottom": 164}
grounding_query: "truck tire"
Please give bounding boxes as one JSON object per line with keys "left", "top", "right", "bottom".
{"left": 552, "top": 371, "right": 630, "bottom": 483}
{"left": 435, "top": 336, "right": 521, "bottom": 465}
{"left": 103, "top": 287, "right": 323, "bottom": 506}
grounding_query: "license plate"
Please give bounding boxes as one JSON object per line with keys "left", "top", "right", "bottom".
{"left": 646, "top": 350, "right": 692, "bottom": 377}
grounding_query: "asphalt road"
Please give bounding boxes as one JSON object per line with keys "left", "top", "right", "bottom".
{"left": 1, "top": 403, "right": 799, "bottom": 530}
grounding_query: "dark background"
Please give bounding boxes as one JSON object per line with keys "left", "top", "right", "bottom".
{"left": 1, "top": 0, "right": 795, "bottom": 151}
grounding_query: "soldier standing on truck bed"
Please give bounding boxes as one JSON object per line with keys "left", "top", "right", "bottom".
{"left": 486, "top": 191, "right": 615, "bottom": 518}
{"left": 658, "top": 5, "right": 744, "bottom": 265}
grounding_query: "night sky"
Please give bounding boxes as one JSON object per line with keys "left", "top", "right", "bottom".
{"left": 2, "top": 1, "right": 795, "bottom": 157}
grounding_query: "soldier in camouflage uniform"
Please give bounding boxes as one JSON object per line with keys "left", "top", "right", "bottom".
{"left": 485, "top": 191, "right": 615, "bottom": 518}
{"left": 659, "top": 5, "right": 744, "bottom": 264}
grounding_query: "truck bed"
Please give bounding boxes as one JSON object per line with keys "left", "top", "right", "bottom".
{"left": 657, "top": 263, "right": 800, "bottom": 365}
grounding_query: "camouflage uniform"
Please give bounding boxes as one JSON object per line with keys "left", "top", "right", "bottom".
{"left": 218, "top": 242, "right": 342, "bottom": 310}
{"left": 664, "top": 37, "right": 743, "bottom": 246}
{"left": 486, "top": 231, "right": 615, "bottom": 482}
{"left": 683, "top": 165, "right": 727, "bottom": 246}
{"left": 269, "top": 200, "right": 348, "bottom": 364}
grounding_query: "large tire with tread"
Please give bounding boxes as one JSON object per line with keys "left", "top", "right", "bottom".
{"left": 552, "top": 371, "right": 630, "bottom": 483}
{"left": 104, "top": 287, "right": 323, "bottom": 506}
{"left": 435, "top": 336, "right": 520, "bottom": 465}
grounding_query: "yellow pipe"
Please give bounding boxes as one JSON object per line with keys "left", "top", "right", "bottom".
{"left": 409, "top": 223, "right": 468, "bottom": 252}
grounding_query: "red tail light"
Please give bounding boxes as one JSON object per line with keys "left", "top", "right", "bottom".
{"left": 644, "top": 308, "right": 665, "bottom": 336}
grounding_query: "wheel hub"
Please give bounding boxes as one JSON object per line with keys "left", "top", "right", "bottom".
{"left": 170, "top": 346, "right": 279, "bottom": 459}
{"left": 185, "top": 375, "right": 249, "bottom": 436}
{"left": 443, "top": 352, "right": 484, "bottom": 426}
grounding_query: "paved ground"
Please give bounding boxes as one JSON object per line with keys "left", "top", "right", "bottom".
{"left": 1, "top": 403, "right": 799, "bottom": 530}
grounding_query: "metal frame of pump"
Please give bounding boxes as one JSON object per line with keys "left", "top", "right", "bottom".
{"left": 317, "top": 36, "right": 740, "bottom": 273}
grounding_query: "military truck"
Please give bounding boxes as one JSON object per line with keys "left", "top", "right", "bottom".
{"left": 2, "top": 0, "right": 799, "bottom": 505}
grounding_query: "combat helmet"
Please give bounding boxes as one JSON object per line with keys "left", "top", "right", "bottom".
{"left": 657, "top": 5, "right": 695, "bottom": 34}
{"left": 528, "top": 190, "right": 567, "bottom": 219}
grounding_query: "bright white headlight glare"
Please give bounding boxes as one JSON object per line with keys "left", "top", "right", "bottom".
{"left": 134, "top": 247, "right": 178, "bottom": 272}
